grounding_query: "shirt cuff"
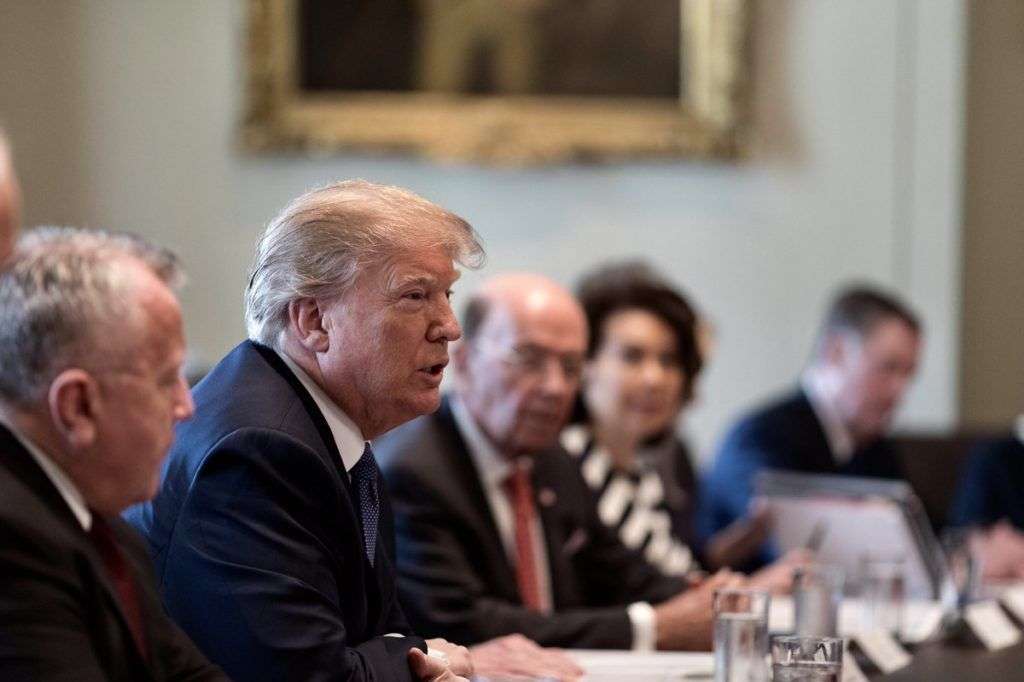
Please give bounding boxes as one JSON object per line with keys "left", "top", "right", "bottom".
{"left": 627, "top": 601, "right": 657, "bottom": 652}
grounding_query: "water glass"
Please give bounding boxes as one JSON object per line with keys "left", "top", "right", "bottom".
{"left": 771, "top": 636, "right": 843, "bottom": 681}
{"left": 859, "top": 555, "right": 905, "bottom": 636}
{"left": 793, "top": 565, "right": 844, "bottom": 637}
{"left": 941, "top": 527, "right": 981, "bottom": 610}
{"left": 713, "top": 588, "right": 769, "bottom": 682}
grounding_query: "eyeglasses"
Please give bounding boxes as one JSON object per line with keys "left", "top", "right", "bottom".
{"left": 497, "top": 343, "right": 584, "bottom": 381}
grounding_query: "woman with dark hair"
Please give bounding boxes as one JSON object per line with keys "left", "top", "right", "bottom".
{"left": 563, "top": 260, "right": 802, "bottom": 588}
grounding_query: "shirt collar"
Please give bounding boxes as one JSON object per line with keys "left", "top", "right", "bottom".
{"left": 0, "top": 416, "right": 92, "bottom": 531}
{"left": 1015, "top": 415, "right": 1024, "bottom": 446}
{"left": 801, "top": 369, "right": 855, "bottom": 465}
{"left": 277, "top": 351, "right": 366, "bottom": 473}
{"left": 450, "top": 394, "right": 514, "bottom": 487}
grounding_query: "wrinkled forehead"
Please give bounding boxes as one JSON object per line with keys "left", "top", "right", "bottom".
{"left": 481, "top": 293, "right": 588, "bottom": 354}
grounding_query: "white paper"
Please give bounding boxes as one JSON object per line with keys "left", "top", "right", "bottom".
{"left": 999, "top": 584, "right": 1024, "bottom": 623}
{"left": 901, "top": 601, "right": 945, "bottom": 643}
{"left": 841, "top": 653, "right": 870, "bottom": 682}
{"left": 569, "top": 650, "right": 715, "bottom": 680}
{"left": 854, "top": 630, "right": 912, "bottom": 673}
{"left": 964, "top": 600, "right": 1022, "bottom": 651}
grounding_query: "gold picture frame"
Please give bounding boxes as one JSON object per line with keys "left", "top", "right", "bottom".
{"left": 243, "top": 0, "right": 751, "bottom": 164}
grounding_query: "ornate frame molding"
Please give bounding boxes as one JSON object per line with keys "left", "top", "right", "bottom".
{"left": 243, "top": 0, "right": 751, "bottom": 164}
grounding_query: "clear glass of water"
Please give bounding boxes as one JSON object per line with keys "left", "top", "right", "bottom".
{"left": 793, "top": 565, "right": 844, "bottom": 637}
{"left": 713, "top": 588, "right": 769, "bottom": 682}
{"left": 941, "top": 527, "right": 981, "bottom": 610}
{"left": 859, "top": 555, "right": 906, "bottom": 636}
{"left": 771, "top": 635, "right": 843, "bottom": 681}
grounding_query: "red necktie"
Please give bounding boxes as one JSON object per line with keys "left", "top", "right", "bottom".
{"left": 88, "top": 514, "right": 149, "bottom": 662}
{"left": 503, "top": 462, "right": 544, "bottom": 612}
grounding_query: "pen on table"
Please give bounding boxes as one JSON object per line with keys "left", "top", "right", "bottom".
{"left": 804, "top": 520, "right": 828, "bottom": 553}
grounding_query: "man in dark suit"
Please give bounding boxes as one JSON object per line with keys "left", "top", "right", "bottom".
{"left": 126, "top": 180, "right": 483, "bottom": 682}
{"left": 376, "top": 273, "right": 739, "bottom": 653}
{"left": 949, "top": 422, "right": 1024, "bottom": 581}
{"left": 699, "top": 286, "right": 921, "bottom": 568}
{"left": 0, "top": 228, "right": 226, "bottom": 681}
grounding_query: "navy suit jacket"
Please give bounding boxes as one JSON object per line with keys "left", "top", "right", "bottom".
{"left": 0, "top": 424, "right": 225, "bottom": 682}
{"left": 125, "top": 341, "right": 425, "bottom": 682}
{"left": 949, "top": 436, "right": 1024, "bottom": 529}
{"left": 698, "top": 389, "right": 903, "bottom": 567}
{"left": 375, "top": 397, "right": 684, "bottom": 649}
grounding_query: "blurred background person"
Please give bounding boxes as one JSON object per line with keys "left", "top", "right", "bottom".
{"left": 377, "top": 273, "right": 740, "bottom": 655}
{"left": 699, "top": 285, "right": 922, "bottom": 569}
{"left": 564, "top": 260, "right": 805, "bottom": 587}
{"left": 0, "top": 129, "right": 21, "bottom": 263}
{"left": 949, "top": 413, "right": 1024, "bottom": 581}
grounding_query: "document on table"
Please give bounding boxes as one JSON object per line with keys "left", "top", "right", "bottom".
{"left": 568, "top": 650, "right": 714, "bottom": 680}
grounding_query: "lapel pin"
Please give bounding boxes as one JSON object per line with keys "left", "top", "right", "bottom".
{"left": 539, "top": 488, "right": 557, "bottom": 507}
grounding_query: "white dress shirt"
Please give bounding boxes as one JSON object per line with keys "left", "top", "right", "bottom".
{"left": 450, "top": 397, "right": 657, "bottom": 650}
{"left": 277, "top": 352, "right": 366, "bottom": 475}
{"left": 801, "top": 369, "right": 855, "bottom": 466}
{"left": 0, "top": 417, "right": 92, "bottom": 531}
{"left": 450, "top": 396, "right": 553, "bottom": 613}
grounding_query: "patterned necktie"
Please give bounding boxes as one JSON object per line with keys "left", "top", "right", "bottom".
{"left": 503, "top": 461, "right": 544, "bottom": 612}
{"left": 87, "top": 514, "right": 149, "bottom": 661}
{"left": 350, "top": 443, "right": 380, "bottom": 567}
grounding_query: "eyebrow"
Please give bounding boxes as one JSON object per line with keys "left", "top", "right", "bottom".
{"left": 390, "top": 270, "right": 462, "bottom": 290}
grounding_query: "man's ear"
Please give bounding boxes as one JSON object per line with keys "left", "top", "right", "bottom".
{"left": 822, "top": 332, "right": 846, "bottom": 367}
{"left": 48, "top": 369, "right": 100, "bottom": 450}
{"left": 288, "top": 298, "right": 330, "bottom": 353}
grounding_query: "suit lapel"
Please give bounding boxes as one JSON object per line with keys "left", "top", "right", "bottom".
{"left": 531, "top": 452, "right": 577, "bottom": 609}
{"left": 793, "top": 390, "right": 840, "bottom": 473}
{"left": 0, "top": 425, "right": 152, "bottom": 676}
{"left": 435, "top": 401, "right": 519, "bottom": 598}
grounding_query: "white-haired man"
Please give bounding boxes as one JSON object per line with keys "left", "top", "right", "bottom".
{"left": 0, "top": 228, "right": 226, "bottom": 681}
{"left": 127, "top": 180, "right": 482, "bottom": 682}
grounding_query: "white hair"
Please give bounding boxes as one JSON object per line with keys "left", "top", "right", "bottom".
{"left": 244, "top": 179, "right": 484, "bottom": 349}
{"left": 0, "top": 226, "right": 183, "bottom": 405}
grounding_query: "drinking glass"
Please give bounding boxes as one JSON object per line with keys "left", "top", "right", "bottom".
{"left": 713, "top": 588, "right": 769, "bottom": 682}
{"left": 771, "top": 636, "right": 843, "bottom": 681}
{"left": 793, "top": 565, "right": 844, "bottom": 638}
{"left": 859, "top": 555, "right": 906, "bottom": 636}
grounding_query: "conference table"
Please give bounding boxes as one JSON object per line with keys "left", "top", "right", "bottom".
{"left": 548, "top": 595, "right": 1024, "bottom": 680}
{"left": 556, "top": 640, "right": 1024, "bottom": 680}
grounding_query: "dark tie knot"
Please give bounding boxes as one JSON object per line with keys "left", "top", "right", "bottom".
{"left": 351, "top": 444, "right": 379, "bottom": 484}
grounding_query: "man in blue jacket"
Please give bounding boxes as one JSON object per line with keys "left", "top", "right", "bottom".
{"left": 700, "top": 286, "right": 922, "bottom": 568}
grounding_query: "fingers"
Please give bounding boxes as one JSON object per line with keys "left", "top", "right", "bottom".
{"left": 408, "top": 647, "right": 448, "bottom": 681}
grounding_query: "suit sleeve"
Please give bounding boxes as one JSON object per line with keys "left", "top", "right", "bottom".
{"left": 161, "top": 429, "right": 425, "bottom": 682}
{"left": 0, "top": 520, "right": 113, "bottom": 682}
{"left": 949, "top": 442, "right": 1003, "bottom": 528}
{"left": 697, "top": 422, "right": 783, "bottom": 570}
{"left": 387, "top": 462, "right": 680, "bottom": 649}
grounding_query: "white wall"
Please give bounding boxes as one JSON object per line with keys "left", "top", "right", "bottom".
{"left": 0, "top": 0, "right": 965, "bottom": 463}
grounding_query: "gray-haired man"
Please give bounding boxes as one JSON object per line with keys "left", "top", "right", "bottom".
{"left": 0, "top": 228, "right": 226, "bottom": 681}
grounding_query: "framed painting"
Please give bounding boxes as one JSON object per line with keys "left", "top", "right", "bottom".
{"left": 244, "top": 0, "right": 751, "bottom": 164}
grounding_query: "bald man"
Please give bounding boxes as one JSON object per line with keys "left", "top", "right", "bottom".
{"left": 376, "top": 274, "right": 736, "bottom": 655}
{"left": 0, "top": 131, "right": 22, "bottom": 263}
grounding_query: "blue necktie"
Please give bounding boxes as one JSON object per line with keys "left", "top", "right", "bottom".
{"left": 351, "top": 443, "right": 380, "bottom": 566}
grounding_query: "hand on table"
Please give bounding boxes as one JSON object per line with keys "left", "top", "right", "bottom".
{"left": 747, "top": 548, "right": 815, "bottom": 595}
{"left": 654, "top": 569, "right": 745, "bottom": 650}
{"left": 703, "top": 502, "right": 773, "bottom": 570}
{"left": 409, "top": 638, "right": 472, "bottom": 682}
{"left": 470, "top": 634, "right": 585, "bottom": 681}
